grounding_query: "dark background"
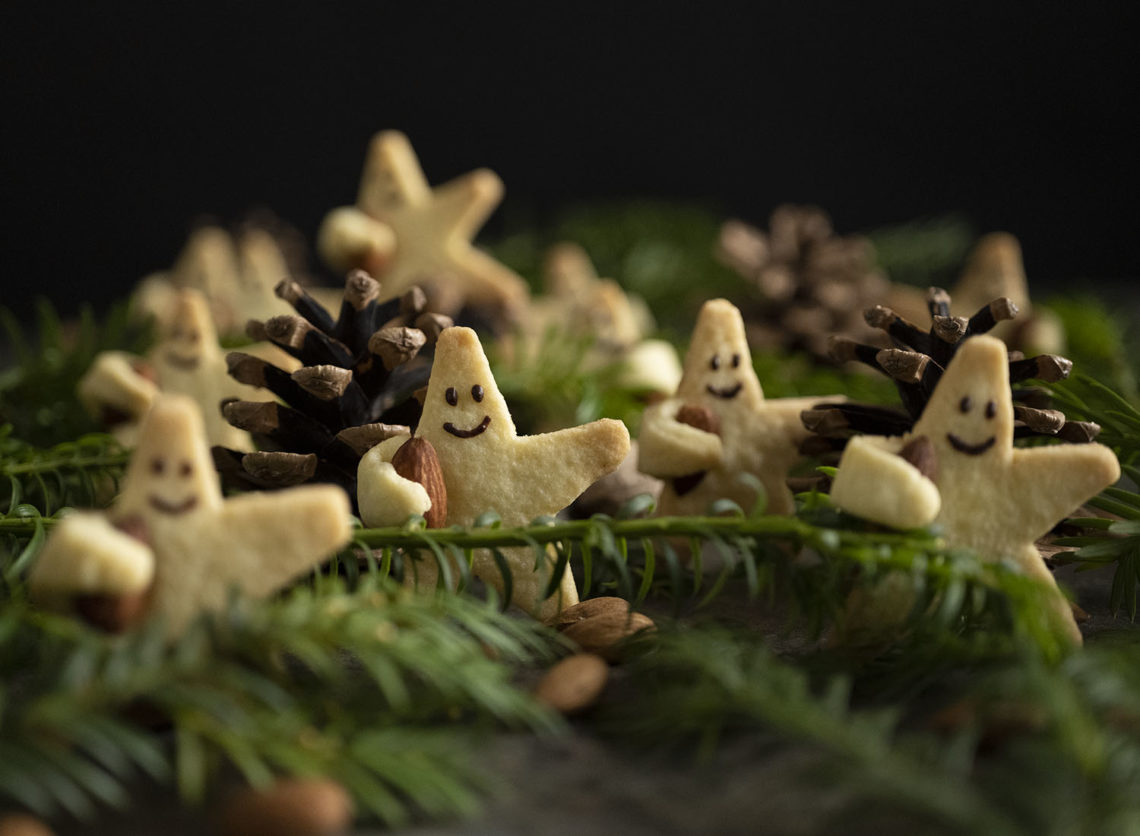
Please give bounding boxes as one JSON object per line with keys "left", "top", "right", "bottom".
{"left": 2, "top": 2, "right": 1138, "bottom": 319}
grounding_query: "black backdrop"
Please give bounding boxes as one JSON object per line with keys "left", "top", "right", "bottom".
{"left": 3, "top": 2, "right": 1138, "bottom": 318}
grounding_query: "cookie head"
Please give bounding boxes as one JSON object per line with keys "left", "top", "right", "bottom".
{"left": 675, "top": 299, "right": 763, "bottom": 408}
{"left": 916, "top": 335, "right": 1014, "bottom": 458}
{"left": 420, "top": 327, "right": 515, "bottom": 444}
{"left": 118, "top": 395, "right": 222, "bottom": 517}
{"left": 160, "top": 290, "right": 216, "bottom": 371}
{"left": 358, "top": 130, "right": 429, "bottom": 215}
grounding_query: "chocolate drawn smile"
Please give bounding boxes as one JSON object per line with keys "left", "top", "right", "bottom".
{"left": 164, "top": 352, "right": 201, "bottom": 370}
{"left": 706, "top": 383, "right": 742, "bottom": 399}
{"left": 444, "top": 416, "right": 491, "bottom": 438}
{"left": 148, "top": 495, "right": 199, "bottom": 514}
{"left": 946, "top": 434, "right": 996, "bottom": 456}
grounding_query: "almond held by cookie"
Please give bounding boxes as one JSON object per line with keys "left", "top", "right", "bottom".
{"left": 357, "top": 326, "right": 631, "bottom": 620}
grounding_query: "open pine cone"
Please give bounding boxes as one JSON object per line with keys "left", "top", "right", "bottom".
{"left": 717, "top": 204, "right": 890, "bottom": 358}
{"left": 213, "top": 270, "right": 451, "bottom": 499}
{"left": 801, "top": 287, "right": 1098, "bottom": 461}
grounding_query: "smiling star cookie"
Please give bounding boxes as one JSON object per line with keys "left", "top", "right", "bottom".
{"left": 830, "top": 335, "right": 1120, "bottom": 644}
{"left": 80, "top": 288, "right": 287, "bottom": 450}
{"left": 357, "top": 326, "right": 630, "bottom": 619}
{"left": 638, "top": 299, "right": 837, "bottom": 516}
{"left": 29, "top": 395, "right": 353, "bottom": 637}
{"left": 317, "top": 131, "right": 530, "bottom": 326}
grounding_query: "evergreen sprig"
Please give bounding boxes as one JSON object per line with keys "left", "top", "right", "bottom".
{"left": 0, "top": 578, "right": 563, "bottom": 826}
{"left": 596, "top": 626, "right": 1140, "bottom": 835}
{"left": 346, "top": 497, "right": 1077, "bottom": 662}
{"left": 0, "top": 428, "right": 129, "bottom": 516}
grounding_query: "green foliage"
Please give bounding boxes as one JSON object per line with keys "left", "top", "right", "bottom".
{"left": 487, "top": 328, "right": 653, "bottom": 433}
{"left": 597, "top": 625, "right": 1140, "bottom": 835}
{"left": 492, "top": 200, "right": 742, "bottom": 336}
{"left": 0, "top": 300, "right": 152, "bottom": 447}
{"left": 1045, "top": 296, "right": 1138, "bottom": 402}
{"left": 0, "top": 578, "right": 562, "bottom": 826}
{"left": 0, "top": 428, "right": 129, "bottom": 516}
{"left": 864, "top": 214, "right": 976, "bottom": 288}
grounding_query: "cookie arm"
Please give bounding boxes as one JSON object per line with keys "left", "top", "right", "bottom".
{"left": 1008, "top": 443, "right": 1120, "bottom": 539}
{"left": 219, "top": 485, "right": 354, "bottom": 597}
{"left": 78, "top": 351, "right": 157, "bottom": 420}
{"left": 511, "top": 419, "right": 632, "bottom": 511}
{"left": 830, "top": 435, "right": 941, "bottom": 530}
{"left": 357, "top": 435, "right": 434, "bottom": 527}
{"left": 637, "top": 400, "right": 723, "bottom": 478}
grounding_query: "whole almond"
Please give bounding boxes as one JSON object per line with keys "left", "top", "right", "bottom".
{"left": 676, "top": 403, "right": 721, "bottom": 436}
{"left": 218, "top": 778, "right": 353, "bottom": 836}
{"left": 75, "top": 580, "right": 154, "bottom": 634}
{"left": 391, "top": 437, "right": 448, "bottom": 528}
{"left": 547, "top": 596, "right": 630, "bottom": 630}
{"left": 561, "top": 610, "right": 655, "bottom": 662}
{"left": 0, "top": 814, "right": 54, "bottom": 836}
{"left": 534, "top": 653, "right": 609, "bottom": 715}
{"left": 899, "top": 435, "right": 938, "bottom": 482}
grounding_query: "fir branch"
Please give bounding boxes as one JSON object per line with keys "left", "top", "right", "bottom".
{"left": 597, "top": 625, "right": 1020, "bottom": 835}
{"left": 863, "top": 214, "right": 976, "bottom": 289}
{"left": 0, "top": 428, "right": 130, "bottom": 515}
{"left": 0, "top": 578, "right": 563, "bottom": 826}
{"left": 351, "top": 503, "right": 1078, "bottom": 661}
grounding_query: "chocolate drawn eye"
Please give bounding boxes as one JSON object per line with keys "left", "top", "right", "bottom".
{"left": 445, "top": 387, "right": 458, "bottom": 406}
{"left": 959, "top": 396, "right": 972, "bottom": 413}
{"left": 471, "top": 384, "right": 484, "bottom": 403}
{"left": 732, "top": 353, "right": 741, "bottom": 368}
{"left": 985, "top": 400, "right": 996, "bottom": 419}
{"left": 179, "top": 461, "right": 192, "bottom": 477}
{"left": 151, "top": 458, "right": 165, "bottom": 474}
{"left": 710, "top": 355, "right": 720, "bottom": 370}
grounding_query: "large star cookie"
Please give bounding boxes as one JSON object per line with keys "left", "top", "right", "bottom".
{"left": 79, "top": 289, "right": 287, "bottom": 450}
{"left": 29, "top": 395, "right": 353, "bottom": 637}
{"left": 638, "top": 299, "right": 836, "bottom": 516}
{"left": 317, "top": 131, "right": 529, "bottom": 324}
{"left": 830, "top": 335, "right": 1120, "bottom": 644}
{"left": 356, "top": 326, "right": 630, "bottom": 619}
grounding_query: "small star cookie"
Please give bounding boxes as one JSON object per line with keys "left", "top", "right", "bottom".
{"left": 830, "top": 335, "right": 1120, "bottom": 644}
{"left": 133, "top": 225, "right": 310, "bottom": 337}
{"left": 317, "top": 131, "right": 530, "bottom": 325}
{"left": 29, "top": 395, "right": 353, "bottom": 637}
{"left": 638, "top": 299, "right": 837, "bottom": 516}
{"left": 80, "top": 289, "right": 285, "bottom": 450}
{"left": 357, "top": 326, "right": 630, "bottom": 619}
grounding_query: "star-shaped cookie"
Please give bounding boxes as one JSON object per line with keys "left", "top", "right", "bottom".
{"left": 357, "top": 326, "right": 630, "bottom": 619}
{"left": 638, "top": 299, "right": 836, "bottom": 516}
{"left": 830, "top": 335, "right": 1120, "bottom": 644}
{"left": 29, "top": 395, "right": 353, "bottom": 637}
{"left": 80, "top": 289, "right": 286, "bottom": 450}
{"left": 317, "top": 131, "right": 530, "bottom": 324}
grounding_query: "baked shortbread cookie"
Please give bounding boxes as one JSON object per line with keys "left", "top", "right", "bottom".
{"left": 29, "top": 396, "right": 353, "bottom": 637}
{"left": 133, "top": 226, "right": 301, "bottom": 337}
{"left": 317, "top": 131, "right": 530, "bottom": 324}
{"left": 638, "top": 299, "right": 837, "bottom": 516}
{"left": 830, "top": 335, "right": 1119, "bottom": 645}
{"left": 357, "top": 326, "right": 630, "bottom": 619}
{"left": 80, "top": 289, "right": 284, "bottom": 450}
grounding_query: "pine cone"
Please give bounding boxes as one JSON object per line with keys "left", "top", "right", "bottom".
{"left": 717, "top": 205, "right": 890, "bottom": 358}
{"left": 213, "top": 270, "right": 452, "bottom": 500}
{"left": 802, "top": 287, "right": 1098, "bottom": 457}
